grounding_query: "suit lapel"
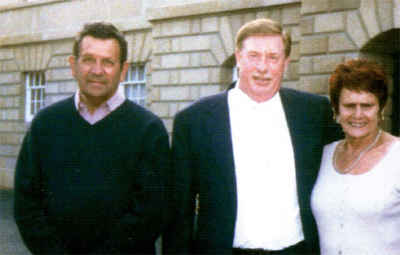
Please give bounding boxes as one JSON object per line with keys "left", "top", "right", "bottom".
{"left": 280, "top": 89, "right": 303, "bottom": 169}
{"left": 204, "top": 89, "right": 235, "bottom": 173}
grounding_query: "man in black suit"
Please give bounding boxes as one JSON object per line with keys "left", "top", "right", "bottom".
{"left": 163, "top": 19, "right": 342, "bottom": 255}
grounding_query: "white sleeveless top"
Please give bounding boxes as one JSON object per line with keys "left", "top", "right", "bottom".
{"left": 311, "top": 140, "right": 400, "bottom": 255}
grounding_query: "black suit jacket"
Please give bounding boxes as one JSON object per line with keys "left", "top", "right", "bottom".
{"left": 163, "top": 84, "right": 343, "bottom": 255}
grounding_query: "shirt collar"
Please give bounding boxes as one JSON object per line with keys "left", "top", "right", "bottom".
{"left": 230, "top": 81, "right": 281, "bottom": 113}
{"left": 74, "top": 86, "right": 126, "bottom": 112}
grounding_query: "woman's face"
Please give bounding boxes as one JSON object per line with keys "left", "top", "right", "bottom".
{"left": 338, "top": 88, "right": 381, "bottom": 140}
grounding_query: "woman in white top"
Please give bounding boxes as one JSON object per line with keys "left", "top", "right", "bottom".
{"left": 311, "top": 58, "right": 400, "bottom": 255}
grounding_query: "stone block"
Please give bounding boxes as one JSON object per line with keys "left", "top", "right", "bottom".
{"left": 1, "top": 132, "right": 23, "bottom": 145}
{"left": 0, "top": 162, "right": 16, "bottom": 189}
{"left": 190, "top": 52, "right": 201, "bottom": 67}
{"left": 48, "top": 55, "right": 69, "bottom": 69}
{"left": 359, "top": 0, "right": 380, "bottom": 38}
{"left": 377, "top": 0, "right": 393, "bottom": 32}
{"left": 219, "top": 17, "right": 235, "bottom": 57}
{"left": 315, "top": 12, "right": 345, "bottom": 33}
{"left": 202, "top": 17, "right": 219, "bottom": 33}
{"left": 152, "top": 24, "right": 162, "bottom": 38}
{"left": 170, "top": 70, "right": 181, "bottom": 85}
{"left": 282, "top": 81, "right": 298, "bottom": 90}
{"left": 160, "top": 86, "right": 190, "bottom": 101}
{"left": 47, "top": 68, "right": 72, "bottom": 81}
{"left": 178, "top": 102, "right": 192, "bottom": 112}
{"left": 299, "top": 56, "right": 313, "bottom": 74}
{"left": 191, "top": 19, "right": 201, "bottom": 34}
{"left": 346, "top": 11, "right": 369, "bottom": 49}
{"left": 46, "top": 94, "right": 69, "bottom": 105}
{"left": 151, "top": 70, "right": 170, "bottom": 85}
{"left": 395, "top": 0, "right": 400, "bottom": 28}
{"left": 0, "top": 122, "right": 28, "bottom": 133}
{"left": 210, "top": 67, "right": 224, "bottom": 84}
{"left": 2, "top": 60, "right": 19, "bottom": 72}
{"left": 329, "top": 0, "right": 360, "bottom": 11}
{"left": 1, "top": 85, "right": 20, "bottom": 96}
{"left": 199, "top": 85, "right": 220, "bottom": 98}
{"left": 299, "top": 75, "right": 330, "bottom": 94}
{"left": 62, "top": 81, "right": 78, "bottom": 94}
{"left": 290, "top": 43, "right": 300, "bottom": 61}
{"left": 313, "top": 54, "right": 344, "bottom": 73}
{"left": 161, "top": 53, "right": 190, "bottom": 69}
{"left": 256, "top": 11, "right": 270, "bottom": 20}
{"left": 211, "top": 34, "right": 228, "bottom": 66}
{"left": 270, "top": 9, "right": 282, "bottom": 24}
{"left": 0, "top": 144, "right": 20, "bottom": 156}
{"left": 282, "top": 5, "right": 301, "bottom": 25}
{"left": 301, "top": 16, "right": 314, "bottom": 35}
{"left": 180, "top": 68, "right": 209, "bottom": 84}
{"left": 162, "top": 20, "right": 191, "bottom": 36}
{"left": 300, "top": 35, "right": 328, "bottom": 55}
{"left": 52, "top": 41, "right": 72, "bottom": 55}
{"left": 151, "top": 102, "right": 170, "bottom": 117}
{"left": 45, "top": 83, "right": 60, "bottom": 94}
{"left": 243, "top": 13, "right": 257, "bottom": 25}
{"left": 171, "top": 38, "right": 181, "bottom": 52}
{"left": 151, "top": 55, "right": 162, "bottom": 69}
{"left": 181, "top": 35, "right": 211, "bottom": 52}
{"left": 301, "top": 0, "right": 329, "bottom": 14}
{"left": 153, "top": 38, "right": 171, "bottom": 54}
{"left": 0, "top": 48, "right": 14, "bottom": 60}
{"left": 189, "top": 86, "right": 199, "bottom": 100}
{"left": 344, "top": 52, "right": 361, "bottom": 61}
{"left": 150, "top": 87, "right": 160, "bottom": 101}
{"left": 168, "top": 102, "right": 180, "bottom": 117}
{"left": 287, "top": 62, "right": 300, "bottom": 80}
{"left": 329, "top": 33, "right": 357, "bottom": 52}
{"left": 0, "top": 97, "right": 16, "bottom": 108}
{"left": 0, "top": 72, "right": 19, "bottom": 84}
{"left": 290, "top": 26, "right": 301, "bottom": 43}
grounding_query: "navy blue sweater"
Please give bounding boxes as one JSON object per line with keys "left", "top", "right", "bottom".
{"left": 14, "top": 96, "right": 170, "bottom": 254}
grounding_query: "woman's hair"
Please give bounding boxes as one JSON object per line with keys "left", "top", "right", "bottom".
{"left": 235, "top": 18, "right": 291, "bottom": 58}
{"left": 329, "top": 58, "right": 388, "bottom": 113}
{"left": 72, "top": 22, "right": 127, "bottom": 66}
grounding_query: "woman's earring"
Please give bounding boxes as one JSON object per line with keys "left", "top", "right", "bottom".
{"left": 379, "top": 112, "right": 385, "bottom": 124}
{"left": 334, "top": 114, "right": 341, "bottom": 124}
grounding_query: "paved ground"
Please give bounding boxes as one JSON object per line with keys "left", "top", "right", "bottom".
{"left": 0, "top": 190, "right": 31, "bottom": 255}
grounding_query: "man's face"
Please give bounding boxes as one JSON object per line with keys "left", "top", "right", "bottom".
{"left": 235, "top": 35, "right": 289, "bottom": 102}
{"left": 68, "top": 36, "right": 128, "bottom": 106}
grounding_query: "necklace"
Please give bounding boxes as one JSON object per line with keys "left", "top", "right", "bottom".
{"left": 333, "top": 129, "right": 382, "bottom": 174}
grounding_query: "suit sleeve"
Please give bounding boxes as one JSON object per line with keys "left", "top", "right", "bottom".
{"left": 94, "top": 117, "right": 171, "bottom": 254}
{"left": 14, "top": 122, "right": 71, "bottom": 254}
{"left": 162, "top": 111, "right": 197, "bottom": 254}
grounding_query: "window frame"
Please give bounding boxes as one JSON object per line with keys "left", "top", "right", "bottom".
{"left": 25, "top": 71, "right": 46, "bottom": 122}
{"left": 120, "top": 64, "right": 147, "bottom": 107}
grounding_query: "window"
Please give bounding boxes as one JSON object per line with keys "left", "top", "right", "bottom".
{"left": 25, "top": 72, "right": 46, "bottom": 122}
{"left": 121, "top": 65, "right": 146, "bottom": 107}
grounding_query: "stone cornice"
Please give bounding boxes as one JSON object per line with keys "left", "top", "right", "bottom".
{"left": 0, "top": 0, "right": 71, "bottom": 12}
{"left": 147, "top": 0, "right": 301, "bottom": 21}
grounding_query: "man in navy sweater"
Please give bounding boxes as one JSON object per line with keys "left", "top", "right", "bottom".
{"left": 14, "top": 22, "right": 170, "bottom": 254}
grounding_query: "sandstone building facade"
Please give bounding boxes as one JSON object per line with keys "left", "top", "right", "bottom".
{"left": 1, "top": 0, "right": 399, "bottom": 188}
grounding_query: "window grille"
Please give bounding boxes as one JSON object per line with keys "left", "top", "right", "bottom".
{"left": 25, "top": 72, "right": 45, "bottom": 122}
{"left": 121, "top": 65, "right": 146, "bottom": 107}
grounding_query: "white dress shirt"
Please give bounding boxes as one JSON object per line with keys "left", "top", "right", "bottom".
{"left": 74, "top": 87, "right": 126, "bottom": 125}
{"left": 229, "top": 84, "right": 304, "bottom": 250}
